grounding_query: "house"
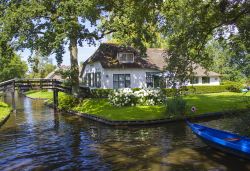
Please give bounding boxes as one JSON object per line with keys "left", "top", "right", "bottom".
{"left": 80, "top": 43, "right": 220, "bottom": 89}
{"left": 45, "top": 65, "right": 82, "bottom": 80}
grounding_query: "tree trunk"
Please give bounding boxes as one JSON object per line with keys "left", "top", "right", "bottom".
{"left": 69, "top": 37, "right": 79, "bottom": 96}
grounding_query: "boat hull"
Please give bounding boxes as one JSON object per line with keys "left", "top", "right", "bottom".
{"left": 197, "top": 134, "right": 250, "bottom": 160}
{"left": 187, "top": 121, "right": 250, "bottom": 160}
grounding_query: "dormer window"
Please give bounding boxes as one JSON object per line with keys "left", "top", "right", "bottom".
{"left": 118, "top": 53, "right": 134, "bottom": 63}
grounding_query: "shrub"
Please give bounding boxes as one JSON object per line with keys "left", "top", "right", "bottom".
{"left": 108, "top": 88, "right": 136, "bottom": 107}
{"left": 186, "top": 85, "right": 228, "bottom": 94}
{"left": 222, "top": 81, "right": 243, "bottom": 93}
{"left": 90, "top": 88, "right": 113, "bottom": 98}
{"left": 108, "top": 88, "right": 166, "bottom": 107}
{"left": 166, "top": 96, "right": 187, "bottom": 116}
{"left": 58, "top": 93, "right": 80, "bottom": 110}
{"left": 134, "top": 88, "right": 166, "bottom": 106}
{"left": 162, "top": 85, "right": 228, "bottom": 96}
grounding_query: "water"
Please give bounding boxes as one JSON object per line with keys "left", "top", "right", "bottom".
{"left": 0, "top": 94, "right": 249, "bottom": 171}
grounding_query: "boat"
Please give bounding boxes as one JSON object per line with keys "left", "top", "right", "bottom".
{"left": 187, "top": 121, "right": 250, "bottom": 160}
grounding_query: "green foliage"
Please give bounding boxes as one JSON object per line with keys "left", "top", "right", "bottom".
{"left": 0, "top": 101, "right": 11, "bottom": 123}
{"left": 166, "top": 97, "right": 187, "bottom": 117}
{"left": 161, "top": 86, "right": 228, "bottom": 96}
{"left": 222, "top": 81, "right": 244, "bottom": 93}
{"left": 185, "top": 86, "right": 228, "bottom": 94}
{"left": 0, "top": 54, "right": 28, "bottom": 82}
{"left": 90, "top": 88, "right": 113, "bottom": 98}
{"left": 160, "top": 0, "right": 249, "bottom": 85}
{"left": 207, "top": 40, "right": 249, "bottom": 82}
{"left": 58, "top": 93, "right": 80, "bottom": 111}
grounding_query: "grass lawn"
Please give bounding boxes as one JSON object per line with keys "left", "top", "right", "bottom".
{"left": 74, "top": 92, "right": 250, "bottom": 121}
{"left": 0, "top": 101, "right": 11, "bottom": 123}
{"left": 25, "top": 90, "right": 53, "bottom": 99}
{"left": 184, "top": 92, "right": 250, "bottom": 115}
{"left": 25, "top": 90, "right": 250, "bottom": 121}
{"left": 74, "top": 99, "right": 166, "bottom": 121}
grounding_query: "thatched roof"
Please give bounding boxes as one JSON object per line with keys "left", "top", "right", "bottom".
{"left": 81, "top": 43, "right": 158, "bottom": 70}
{"left": 81, "top": 43, "right": 220, "bottom": 77}
{"left": 146, "top": 48, "right": 220, "bottom": 77}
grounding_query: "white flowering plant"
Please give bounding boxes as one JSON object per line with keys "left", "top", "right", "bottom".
{"left": 108, "top": 88, "right": 166, "bottom": 107}
{"left": 134, "top": 88, "right": 166, "bottom": 106}
{"left": 108, "top": 88, "right": 137, "bottom": 107}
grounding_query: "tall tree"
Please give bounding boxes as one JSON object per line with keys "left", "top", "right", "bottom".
{"left": 0, "top": 54, "right": 28, "bottom": 82}
{"left": 159, "top": 0, "right": 249, "bottom": 85}
{"left": 0, "top": 0, "right": 110, "bottom": 93}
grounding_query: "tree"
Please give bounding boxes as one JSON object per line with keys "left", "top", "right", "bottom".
{"left": 28, "top": 51, "right": 56, "bottom": 78}
{"left": 0, "top": 0, "right": 161, "bottom": 94}
{"left": 0, "top": 0, "right": 108, "bottom": 93}
{"left": 159, "top": 0, "right": 249, "bottom": 85}
{"left": 206, "top": 40, "right": 249, "bottom": 82}
{"left": 0, "top": 54, "right": 28, "bottom": 82}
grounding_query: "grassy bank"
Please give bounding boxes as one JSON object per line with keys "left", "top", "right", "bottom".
{"left": 25, "top": 90, "right": 53, "bottom": 99}
{"left": 25, "top": 90, "right": 250, "bottom": 121}
{"left": 73, "top": 92, "right": 249, "bottom": 121}
{"left": 0, "top": 101, "right": 11, "bottom": 123}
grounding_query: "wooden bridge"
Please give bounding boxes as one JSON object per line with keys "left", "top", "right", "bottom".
{"left": 0, "top": 79, "right": 72, "bottom": 111}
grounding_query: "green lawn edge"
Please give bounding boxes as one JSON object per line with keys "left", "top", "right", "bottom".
{"left": 24, "top": 90, "right": 53, "bottom": 99}
{"left": 25, "top": 91, "right": 250, "bottom": 121}
{"left": 0, "top": 101, "right": 11, "bottom": 124}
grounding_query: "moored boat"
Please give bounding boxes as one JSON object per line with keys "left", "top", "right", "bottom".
{"left": 187, "top": 121, "right": 250, "bottom": 160}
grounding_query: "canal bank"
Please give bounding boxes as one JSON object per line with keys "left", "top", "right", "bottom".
{"left": 0, "top": 94, "right": 250, "bottom": 170}
{"left": 0, "top": 101, "right": 11, "bottom": 127}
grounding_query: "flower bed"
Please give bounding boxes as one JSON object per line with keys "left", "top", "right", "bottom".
{"left": 108, "top": 88, "right": 166, "bottom": 107}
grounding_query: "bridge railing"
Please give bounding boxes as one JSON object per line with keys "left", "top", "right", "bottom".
{"left": 0, "top": 78, "right": 72, "bottom": 111}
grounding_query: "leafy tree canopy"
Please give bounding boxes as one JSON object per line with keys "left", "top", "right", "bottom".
{"left": 0, "top": 53, "right": 28, "bottom": 82}
{"left": 160, "top": 0, "right": 249, "bottom": 84}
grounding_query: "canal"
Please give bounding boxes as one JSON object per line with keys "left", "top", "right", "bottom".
{"left": 0, "top": 94, "right": 249, "bottom": 170}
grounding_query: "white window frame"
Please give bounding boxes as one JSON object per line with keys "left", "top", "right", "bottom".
{"left": 117, "top": 53, "right": 134, "bottom": 63}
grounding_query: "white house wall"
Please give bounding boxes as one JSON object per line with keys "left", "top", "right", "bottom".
{"left": 82, "top": 62, "right": 221, "bottom": 88}
{"left": 187, "top": 76, "right": 220, "bottom": 86}
{"left": 102, "top": 68, "right": 159, "bottom": 88}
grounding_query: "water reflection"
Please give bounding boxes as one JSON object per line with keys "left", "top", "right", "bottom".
{"left": 0, "top": 94, "right": 249, "bottom": 170}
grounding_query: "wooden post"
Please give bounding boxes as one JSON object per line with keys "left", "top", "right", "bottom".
{"left": 53, "top": 80, "right": 58, "bottom": 112}
{"left": 12, "top": 80, "right": 16, "bottom": 113}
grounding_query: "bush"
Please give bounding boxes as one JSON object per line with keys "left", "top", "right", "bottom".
{"left": 90, "top": 88, "right": 113, "bottom": 98}
{"left": 134, "top": 88, "right": 166, "bottom": 106}
{"left": 108, "top": 88, "right": 166, "bottom": 107}
{"left": 108, "top": 88, "right": 136, "bottom": 107}
{"left": 222, "top": 81, "right": 243, "bottom": 93}
{"left": 162, "top": 85, "right": 228, "bottom": 96}
{"left": 166, "top": 96, "right": 187, "bottom": 116}
{"left": 58, "top": 93, "right": 80, "bottom": 110}
{"left": 186, "top": 85, "right": 228, "bottom": 94}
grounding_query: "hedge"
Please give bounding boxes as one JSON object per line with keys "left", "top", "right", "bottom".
{"left": 90, "top": 88, "right": 113, "bottom": 98}
{"left": 162, "top": 85, "right": 228, "bottom": 96}
{"left": 87, "top": 84, "right": 241, "bottom": 98}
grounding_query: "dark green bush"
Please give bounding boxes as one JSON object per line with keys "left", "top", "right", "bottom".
{"left": 166, "top": 96, "right": 187, "bottom": 116}
{"left": 162, "top": 85, "right": 228, "bottom": 96}
{"left": 90, "top": 88, "right": 113, "bottom": 98}
{"left": 222, "top": 81, "right": 243, "bottom": 93}
{"left": 58, "top": 93, "right": 79, "bottom": 110}
{"left": 186, "top": 85, "right": 228, "bottom": 94}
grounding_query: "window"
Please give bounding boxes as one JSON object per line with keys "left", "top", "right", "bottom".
{"left": 95, "top": 72, "right": 101, "bottom": 88}
{"left": 118, "top": 53, "right": 134, "bottom": 63}
{"left": 146, "top": 72, "right": 154, "bottom": 87}
{"left": 146, "top": 72, "right": 161, "bottom": 88}
{"left": 190, "top": 77, "right": 199, "bottom": 84}
{"left": 202, "top": 77, "right": 210, "bottom": 84}
{"left": 85, "top": 72, "right": 101, "bottom": 87}
{"left": 113, "top": 74, "right": 130, "bottom": 89}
